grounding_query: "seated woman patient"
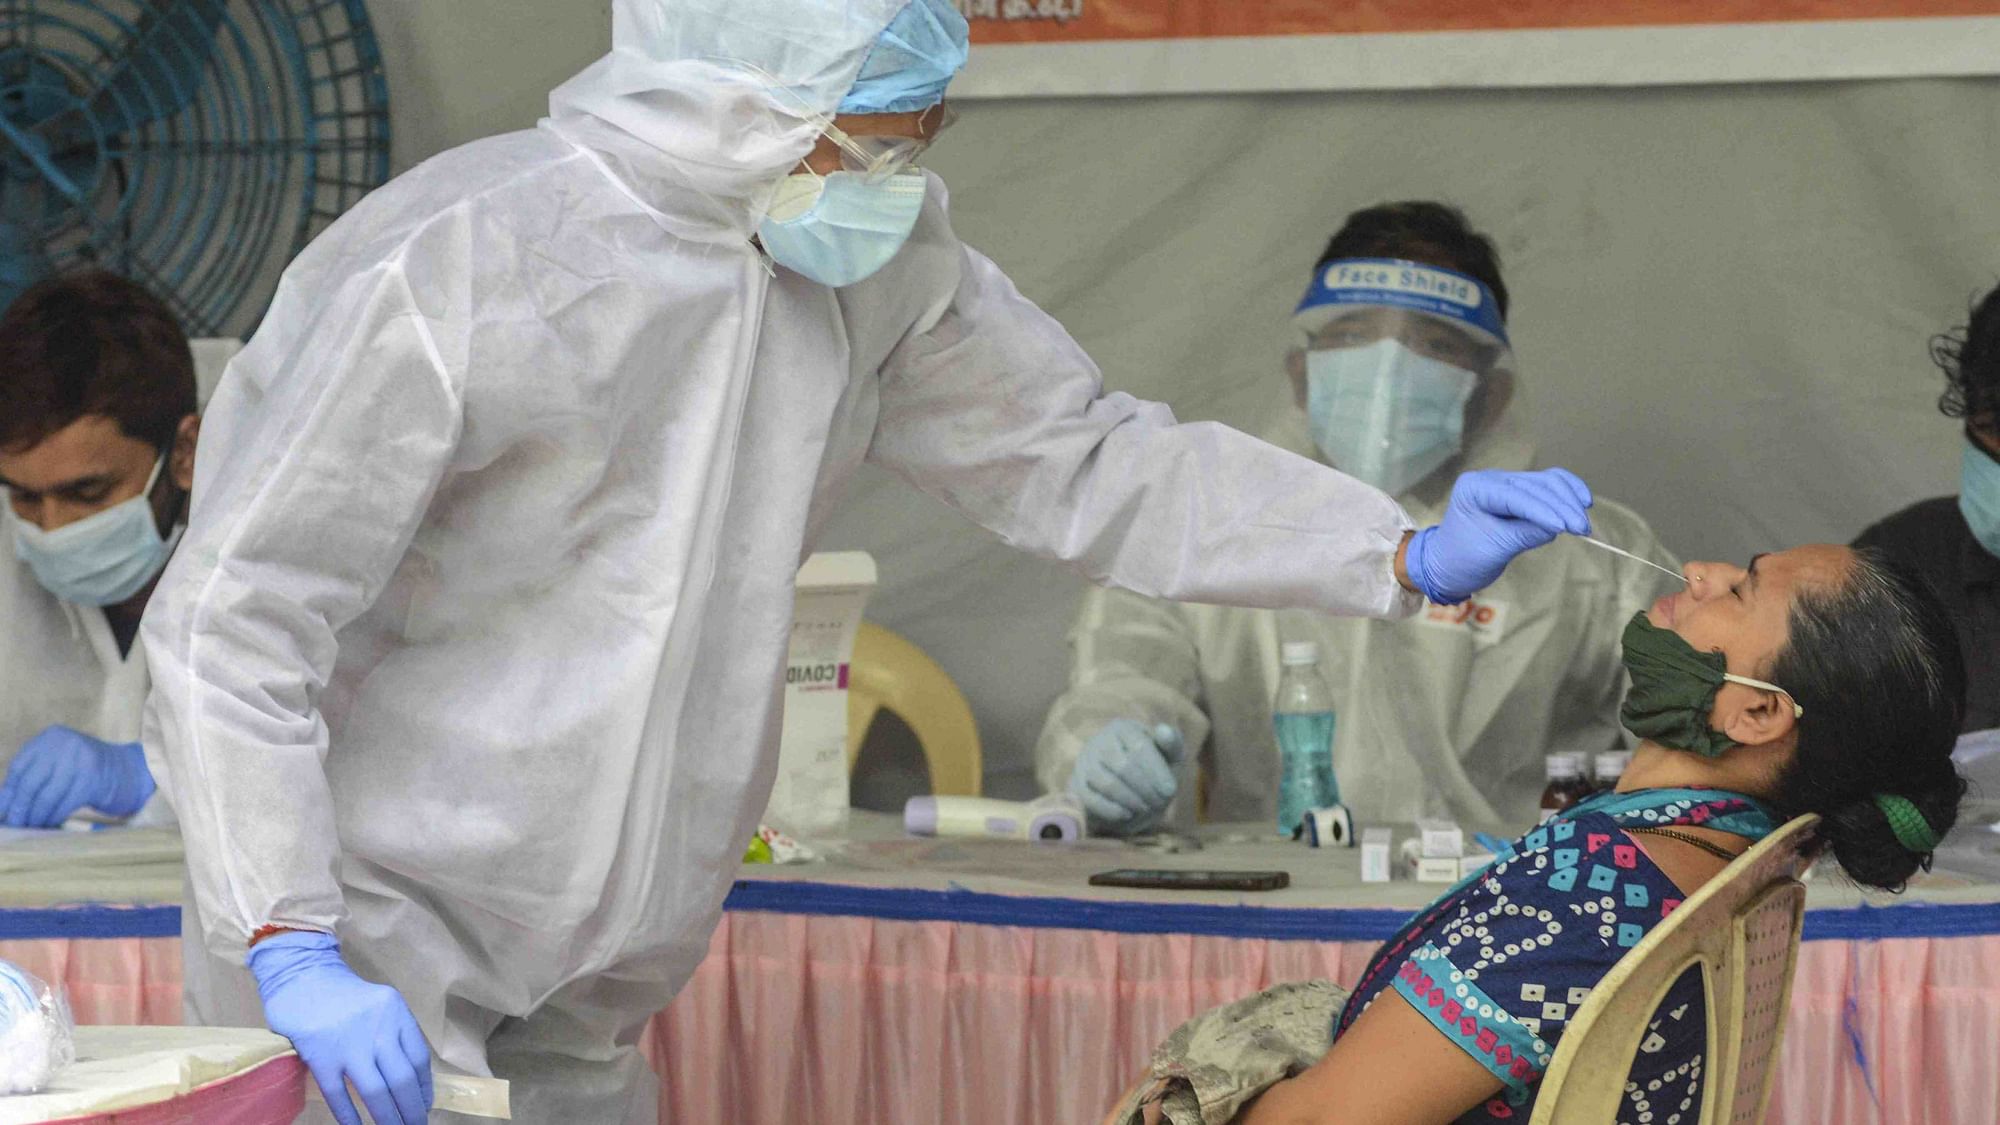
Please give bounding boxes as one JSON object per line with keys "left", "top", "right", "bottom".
{"left": 1109, "top": 544, "right": 1965, "bottom": 1125}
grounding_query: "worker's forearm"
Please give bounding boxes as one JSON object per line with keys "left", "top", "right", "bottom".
{"left": 1395, "top": 530, "right": 1418, "bottom": 594}
{"left": 872, "top": 247, "right": 1422, "bottom": 620}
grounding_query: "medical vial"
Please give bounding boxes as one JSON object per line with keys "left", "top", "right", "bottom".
{"left": 1539, "top": 753, "right": 1589, "bottom": 822}
{"left": 1273, "top": 642, "right": 1338, "bottom": 837}
{"left": 1592, "top": 751, "right": 1631, "bottom": 794}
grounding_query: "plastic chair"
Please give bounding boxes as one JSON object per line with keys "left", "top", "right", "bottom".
{"left": 844, "top": 621, "right": 982, "bottom": 796}
{"left": 1529, "top": 814, "right": 1820, "bottom": 1125}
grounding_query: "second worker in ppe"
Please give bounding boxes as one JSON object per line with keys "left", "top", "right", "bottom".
{"left": 142, "top": 11, "right": 1596, "bottom": 1125}
{"left": 1040, "top": 203, "right": 1682, "bottom": 837}
{"left": 0, "top": 273, "right": 201, "bottom": 831}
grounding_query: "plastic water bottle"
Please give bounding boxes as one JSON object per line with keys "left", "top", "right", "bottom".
{"left": 1273, "top": 641, "right": 1338, "bottom": 836}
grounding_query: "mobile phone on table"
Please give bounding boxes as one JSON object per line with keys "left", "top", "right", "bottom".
{"left": 1088, "top": 868, "right": 1289, "bottom": 892}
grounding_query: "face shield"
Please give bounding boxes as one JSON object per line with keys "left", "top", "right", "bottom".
{"left": 1292, "top": 258, "right": 1514, "bottom": 497}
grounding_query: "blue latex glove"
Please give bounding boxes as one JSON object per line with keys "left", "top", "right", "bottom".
{"left": 248, "top": 931, "right": 433, "bottom": 1125}
{"left": 1405, "top": 468, "right": 1594, "bottom": 605}
{"left": 1066, "top": 720, "right": 1184, "bottom": 835}
{"left": 0, "top": 725, "right": 155, "bottom": 827}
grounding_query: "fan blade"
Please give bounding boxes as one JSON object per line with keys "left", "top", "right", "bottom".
{"left": 0, "top": 111, "right": 82, "bottom": 201}
{"left": 86, "top": 0, "right": 228, "bottom": 136}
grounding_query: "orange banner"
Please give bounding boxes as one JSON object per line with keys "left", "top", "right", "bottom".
{"left": 964, "top": 0, "right": 2000, "bottom": 42}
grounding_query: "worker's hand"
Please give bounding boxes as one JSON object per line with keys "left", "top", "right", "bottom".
{"left": 0, "top": 725, "right": 156, "bottom": 827}
{"left": 1405, "top": 468, "right": 1593, "bottom": 605}
{"left": 248, "top": 931, "right": 434, "bottom": 1125}
{"left": 1067, "top": 720, "right": 1184, "bottom": 836}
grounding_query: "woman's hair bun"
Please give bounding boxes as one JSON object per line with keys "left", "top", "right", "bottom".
{"left": 1816, "top": 775, "right": 1966, "bottom": 893}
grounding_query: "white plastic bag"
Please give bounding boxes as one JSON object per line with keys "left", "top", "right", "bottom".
{"left": 0, "top": 960, "right": 75, "bottom": 1096}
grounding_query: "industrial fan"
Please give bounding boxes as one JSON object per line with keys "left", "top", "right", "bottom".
{"left": 0, "top": 0, "right": 390, "bottom": 336}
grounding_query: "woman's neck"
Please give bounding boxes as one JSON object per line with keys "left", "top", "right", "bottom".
{"left": 1616, "top": 740, "right": 1757, "bottom": 796}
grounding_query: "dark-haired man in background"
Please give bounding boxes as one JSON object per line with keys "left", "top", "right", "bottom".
{"left": 1038, "top": 203, "right": 1681, "bottom": 837}
{"left": 1856, "top": 280, "right": 2000, "bottom": 736}
{"left": 0, "top": 272, "right": 197, "bottom": 827}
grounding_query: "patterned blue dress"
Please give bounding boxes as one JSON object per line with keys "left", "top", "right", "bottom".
{"left": 1332, "top": 788, "right": 1778, "bottom": 1123}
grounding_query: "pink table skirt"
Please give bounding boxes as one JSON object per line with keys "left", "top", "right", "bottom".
{"left": 652, "top": 910, "right": 2000, "bottom": 1125}
{"left": 0, "top": 937, "right": 184, "bottom": 1027}
{"left": 9, "top": 917, "right": 1997, "bottom": 1124}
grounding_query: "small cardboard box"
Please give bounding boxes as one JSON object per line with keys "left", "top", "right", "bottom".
{"left": 763, "top": 552, "right": 876, "bottom": 835}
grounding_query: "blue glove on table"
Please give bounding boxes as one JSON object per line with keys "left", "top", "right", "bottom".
{"left": 248, "top": 931, "right": 433, "bottom": 1125}
{"left": 0, "top": 725, "right": 155, "bottom": 827}
{"left": 1405, "top": 468, "right": 1593, "bottom": 605}
{"left": 1066, "top": 719, "right": 1184, "bottom": 835}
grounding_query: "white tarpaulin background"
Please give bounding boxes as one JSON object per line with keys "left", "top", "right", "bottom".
{"left": 814, "top": 77, "right": 2000, "bottom": 796}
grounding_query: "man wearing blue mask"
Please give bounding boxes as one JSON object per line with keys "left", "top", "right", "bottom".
{"left": 1039, "top": 204, "right": 1682, "bottom": 837}
{"left": 1856, "top": 280, "right": 2000, "bottom": 733}
{"left": 0, "top": 273, "right": 196, "bottom": 831}
{"left": 145, "top": 10, "right": 1602, "bottom": 1124}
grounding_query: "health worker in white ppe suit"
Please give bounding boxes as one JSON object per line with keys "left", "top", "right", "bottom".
{"left": 1039, "top": 203, "right": 1681, "bottom": 838}
{"left": 143, "top": 9, "right": 1600, "bottom": 1124}
{"left": 0, "top": 273, "right": 205, "bottom": 831}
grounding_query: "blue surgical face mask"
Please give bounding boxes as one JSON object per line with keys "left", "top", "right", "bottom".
{"left": 757, "top": 171, "right": 927, "bottom": 288}
{"left": 9, "top": 453, "right": 183, "bottom": 607}
{"left": 1305, "top": 338, "right": 1478, "bottom": 497}
{"left": 1961, "top": 436, "right": 2000, "bottom": 559}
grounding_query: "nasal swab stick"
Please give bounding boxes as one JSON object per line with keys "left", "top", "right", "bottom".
{"left": 1576, "top": 535, "right": 1689, "bottom": 585}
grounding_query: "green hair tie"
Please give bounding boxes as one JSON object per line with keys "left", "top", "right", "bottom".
{"left": 1873, "top": 794, "right": 1942, "bottom": 853}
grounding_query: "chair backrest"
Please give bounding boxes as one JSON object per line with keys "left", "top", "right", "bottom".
{"left": 844, "top": 621, "right": 982, "bottom": 796}
{"left": 1529, "top": 814, "right": 1820, "bottom": 1125}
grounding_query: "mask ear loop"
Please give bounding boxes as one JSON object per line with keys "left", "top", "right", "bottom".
{"left": 1720, "top": 673, "right": 1804, "bottom": 719}
{"left": 153, "top": 438, "right": 192, "bottom": 534}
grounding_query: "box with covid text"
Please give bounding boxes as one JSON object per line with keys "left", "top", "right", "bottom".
{"left": 762, "top": 551, "right": 877, "bottom": 835}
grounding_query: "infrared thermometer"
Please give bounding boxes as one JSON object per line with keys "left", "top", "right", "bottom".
{"left": 903, "top": 794, "right": 1085, "bottom": 843}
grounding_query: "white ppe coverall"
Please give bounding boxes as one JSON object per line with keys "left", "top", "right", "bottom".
{"left": 142, "top": 2, "right": 1421, "bottom": 1118}
{"left": 1036, "top": 409, "right": 1681, "bottom": 836}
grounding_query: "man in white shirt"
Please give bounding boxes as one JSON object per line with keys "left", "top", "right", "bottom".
{"left": 1038, "top": 203, "right": 1682, "bottom": 837}
{"left": 0, "top": 271, "right": 200, "bottom": 828}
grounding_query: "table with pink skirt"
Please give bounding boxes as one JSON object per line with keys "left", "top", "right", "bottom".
{"left": 4, "top": 815, "right": 1998, "bottom": 1123}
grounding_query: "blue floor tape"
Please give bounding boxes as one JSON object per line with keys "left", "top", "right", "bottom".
{"left": 0, "top": 904, "right": 181, "bottom": 940}
{"left": 724, "top": 880, "right": 2000, "bottom": 944}
{"left": 3, "top": 892, "right": 1998, "bottom": 945}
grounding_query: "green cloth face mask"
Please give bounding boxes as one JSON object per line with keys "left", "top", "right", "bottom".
{"left": 1620, "top": 612, "right": 1803, "bottom": 758}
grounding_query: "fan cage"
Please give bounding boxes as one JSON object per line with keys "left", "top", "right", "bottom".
{"left": 0, "top": 0, "right": 390, "bottom": 337}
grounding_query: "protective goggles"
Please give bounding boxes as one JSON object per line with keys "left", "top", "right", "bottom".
{"left": 817, "top": 101, "right": 957, "bottom": 183}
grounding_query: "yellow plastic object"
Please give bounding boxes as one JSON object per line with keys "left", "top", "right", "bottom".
{"left": 1529, "top": 814, "right": 1819, "bottom": 1125}
{"left": 844, "top": 621, "right": 982, "bottom": 796}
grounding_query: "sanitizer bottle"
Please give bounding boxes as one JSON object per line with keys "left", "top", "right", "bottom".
{"left": 1273, "top": 641, "right": 1338, "bottom": 837}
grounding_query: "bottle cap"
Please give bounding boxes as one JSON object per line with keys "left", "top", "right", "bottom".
{"left": 1594, "top": 751, "right": 1630, "bottom": 779}
{"left": 1280, "top": 642, "right": 1320, "bottom": 666}
{"left": 1546, "top": 753, "right": 1580, "bottom": 780}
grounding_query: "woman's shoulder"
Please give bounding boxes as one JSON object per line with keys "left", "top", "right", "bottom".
{"left": 1374, "top": 811, "right": 1687, "bottom": 1105}
{"left": 1465, "top": 811, "right": 1690, "bottom": 936}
